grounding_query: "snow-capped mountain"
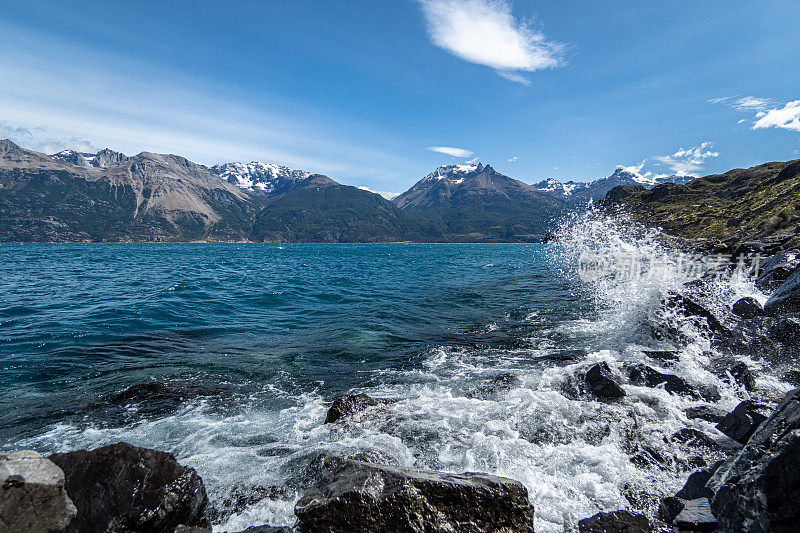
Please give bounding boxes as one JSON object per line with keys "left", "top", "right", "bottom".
{"left": 50, "top": 148, "right": 128, "bottom": 170}
{"left": 209, "top": 161, "right": 312, "bottom": 194}
{"left": 535, "top": 167, "right": 695, "bottom": 205}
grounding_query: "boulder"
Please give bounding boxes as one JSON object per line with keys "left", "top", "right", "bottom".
{"left": 707, "top": 387, "right": 800, "bottom": 533}
{"left": 584, "top": 362, "right": 626, "bottom": 400}
{"left": 49, "top": 442, "right": 208, "bottom": 533}
{"left": 764, "top": 266, "right": 800, "bottom": 315}
{"left": 0, "top": 450, "right": 77, "bottom": 532}
{"left": 658, "top": 496, "right": 685, "bottom": 524}
{"left": 324, "top": 394, "right": 390, "bottom": 424}
{"left": 728, "top": 362, "right": 756, "bottom": 391}
{"left": 685, "top": 405, "right": 726, "bottom": 423}
{"left": 768, "top": 317, "right": 800, "bottom": 343}
{"left": 715, "top": 400, "right": 771, "bottom": 444}
{"left": 674, "top": 498, "right": 717, "bottom": 532}
{"left": 577, "top": 510, "right": 651, "bottom": 532}
{"left": 671, "top": 429, "right": 719, "bottom": 450}
{"left": 732, "top": 297, "right": 763, "bottom": 318}
{"left": 666, "top": 293, "right": 731, "bottom": 335}
{"left": 755, "top": 252, "right": 799, "bottom": 291}
{"left": 294, "top": 460, "right": 535, "bottom": 533}
{"left": 627, "top": 364, "right": 697, "bottom": 397}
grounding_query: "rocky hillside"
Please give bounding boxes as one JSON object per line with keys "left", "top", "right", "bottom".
{"left": 393, "top": 163, "right": 565, "bottom": 242}
{"left": 602, "top": 159, "right": 800, "bottom": 250}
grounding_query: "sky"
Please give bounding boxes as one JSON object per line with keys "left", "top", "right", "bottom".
{"left": 1, "top": 0, "right": 799, "bottom": 196}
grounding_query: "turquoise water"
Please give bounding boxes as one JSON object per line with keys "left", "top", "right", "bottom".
{"left": 0, "top": 239, "right": 780, "bottom": 531}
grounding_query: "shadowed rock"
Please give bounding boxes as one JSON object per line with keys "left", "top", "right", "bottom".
{"left": 769, "top": 317, "right": 800, "bottom": 343}
{"left": 685, "top": 405, "right": 726, "bottom": 423}
{"left": 577, "top": 510, "right": 650, "bottom": 532}
{"left": 0, "top": 450, "right": 77, "bottom": 532}
{"left": 49, "top": 442, "right": 208, "bottom": 533}
{"left": 707, "top": 387, "right": 800, "bottom": 533}
{"left": 671, "top": 428, "right": 719, "bottom": 450}
{"left": 764, "top": 267, "right": 800, "bottom": 315}
{"left": 627, "top": 364, "right": 697, "bottom": 397}
{"left": 324, "top": 394, "right": 391, "bottom": 424}
{"left": 294, "top": 460, "right": 534, "bottom": 533}
{"left": 756, "top": 253, "right": 799, "bottom": 291}
{"left": 715, "top": 400, "right": 771, "bottom": 444}
{"left": 584, "top": 362, "right": 626, "bottom": 400}
{"left": 732, "top": 297, "right": 763, "bottom": 318}
{"left": 727, "top": 362, "right": 756, "bottom": 391}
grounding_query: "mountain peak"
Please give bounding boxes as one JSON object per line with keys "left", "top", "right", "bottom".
{"left": 210, "top": 161, "right": 312, "bottom": 193}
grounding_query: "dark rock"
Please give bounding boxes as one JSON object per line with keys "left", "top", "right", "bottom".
{"left": 471, "top": 373, "right": 520, "bottom": 398}
{"left": 630, "top": 446, "right": 671, "bottom": 470}
{"left": 584, "top": 362, "right": 626, "bottom": 400}
{"left": 685, "top": 405, "right": 727, "bottom": 423}
{"left": 732, "top": 297, "right": 763, "bottom": 318}
{"left": 49, "top": 442, "right": 208, "bottom": 533}
{"left": 715, "top": 400, "right": 771, "bottom": 444}
{"left": 294, "top": 460, "right": 535, "bottom": 533}
{"left": 675, "top": 469, "right": 715, "bottom": 500}
{"left": 577, "top": 509, "right": 651, "bottom": 532}
{"left": 756, "top": 252, "right": 800, "bottom": 291}
{"left": 0, "top": 450, "right": 77, "bottom": 532}
{"left": 666, "top": 293, "right": 731, "bottom": 335}
{"left": 674, "top": 498, "right": 717, "bottom": 532}
{"left": 786, "top": 370, "right": 800, "bottom": 386}
{"left": 764, "top": 266, "right": 800, "bottom": 315}
{"left": 728, "top": 362, "right": 756, "bottom": 391}
{"left": 174, "top": 527, "right": 212, "bottom": 533}
{"left": 658, "top": 496, "right": 685, "bottom": 523}
{"left": 232, "top": 527, "right": 295, "bottom": 533}
{"left": 642, "top": 350, "right": 680, "bottom": 364}
{"left": 627, "top": 364, "right": 697, "bottom": 397}
{"left": 769, "top": 317, "right": 800, "bottom": 343}
{"left": 324, "top": 394, "right": 391, "bottom": 424}
{"left": 708, "top": 387, "right": 800, "bottom": 533}
{"left": 671, "top": 429, "right": 719, "bottom": 450}
{"left": 101, "top": 381, "right": 220, "bottom": 418}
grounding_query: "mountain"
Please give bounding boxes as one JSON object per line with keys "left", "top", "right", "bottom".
{"left": 602, "top": 159, "right": 800, "bottom": 249}
{"left": 535, "top": 167, "right": 694, "bottom": 206}
{"left": 393, "top": 163, "right": 565, "bottom": 242}
{"left": 0, "top": 140, "right": 260, "bottom": 242}
{"left": 209, "top": 161, "right": 312, "bottom": 194}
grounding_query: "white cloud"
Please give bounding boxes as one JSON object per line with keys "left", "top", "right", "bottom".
{"left": 732, "top": 96, "right": 771, "bottom": 111}
{"left": 357, "top": 186, "right": 400, "bottom": 200}
{"left": 753, "top": 100, "right": 800, "bottom": 132}
{"left": 654, "top": 141, "right": 719, "bottom": 176}
{"left": 418, "top": 0, "right": 563, "bottom": 84}
{"left": 508, "top": 155, "right": 518, "bottom": 162}
{"left": 617, "top": 160, "right": 645, "bottom": 175}
{"left": 427, "top": 146, "right": 474, "bottom": 157}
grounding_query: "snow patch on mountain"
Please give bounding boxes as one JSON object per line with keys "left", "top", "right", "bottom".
{"left": 210, "top": 162, "right": 312, "bottom": 193}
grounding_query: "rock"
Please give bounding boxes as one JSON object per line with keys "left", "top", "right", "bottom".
{"left": 627, "top": 364, "right": 697, "bottom": 397}
{"left": 94, "top": 381, "right": 221, "bottom": 420}
{"left": 756, "top": 252, "right": 799, "bottom": 291}
{"left": 584, "top": 362, "right": 626, "bottom": 400}
{"left": 642, "top": 350, "right": 680, "bottom": 364}
{"left": 732, "top": 297, "right": 763, "bottom": 318}
{"left": 666, "top": 293, "right": 731, "bottom": 335}
{"left": 685, "top": 405, "right": 727, "bottom": 423}
{"left": 671, "top": 428, "right": 719, "bottom": 450}
{"left": 49, "top": 442, "right": 208, "bottom": 533}
{"left": 294, "top": 460, "right": 535, "bottom": 533}
{"left": 174, "top": 527, "right": 212, "bottom": 533}
{"left": 577, "top": 510, "right": 651, "bottom": 532}
{"left": 715, "top": 400, "right": 771, "bottom": 444}
{"left": 232, "top": 527, "right": 295, "bottom": 533}
{"left": 0, "top": 450, "right": 77, "bottom": 533}
{"left": 769, "top": 317, "right": 800, "bottom": 343}
{"left": 675, "top": 468, "right": 716, "bottom": 500}
{"left": 630, "top": 445, "right": 671, "bottom": 470}
{"left": 324, "top": 394, "right": 390, "bottom": 424}
{"left": 674, "top": 498, "right": 717, "bottom": 532}
{"left": 764, "top": 266, "right": 800, "bottom": 315}
{"left": 658, "top": 496, "right": 685, "bottom": 523}
{"left": 471, "top": 373, "right": 521, "bottom": 398}
{"left": 707, "top": 387, "right": 800, "bottom": 533}
{"left": 728, "top": 362, "right": 756, "bottom": 391}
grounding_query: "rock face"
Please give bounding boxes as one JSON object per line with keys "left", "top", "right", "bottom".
{"left": 715, "top": 400, "right": 770, "bottom": 444}
{"left": 584, "top": 362, "right": 626, "bottom": 400}
{"left": 756, "top": 252, "right": 799, "bottom": 291}
{"left": 49, "top": 442, "right": 208, "bottom": 533}
{"left": 707, "top": 387, "right": 800, "bottom": 533}
{"left": 764, "top": 267, "right": 800, "bottom": 315}
{"left": 294, "top": 460, "right": 535, "bottom": 533}
{"left": 0, "top": 450, "right": 77, "bottom": 532}
{"left": 324, "top": 394, "right": 390, "bottom": 424}
{"left": 732, "top": 297, "right": 763, "bottom": 318}
{"left": 627, "top": 364, "right": 696, "bottom": 397}
{"left": 577, "top": 510, "right": 650, "bottom": 533}
{"left": 769, "top": 317, "right": 800, "bottom": 343}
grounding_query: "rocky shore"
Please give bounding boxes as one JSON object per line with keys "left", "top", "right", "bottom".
{"left": 2, "top": 244, "right": 799, "bottom": 532}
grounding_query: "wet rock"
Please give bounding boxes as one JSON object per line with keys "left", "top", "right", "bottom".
{"left": 577, "top": 510, "right": 651, "bottom": 533}
{"left": 675, "top": 468, "right": 717, "bottom": 500}
{"left": 764, "top": 266, "right": 800, "bottom": 315}
{"left": 674, "top": 498, "right": 717, "bottom": 532}
{"left": 49, "top": 442, "right": 208, "bottom": 533}
{"left": 685, "top": 405, "right": 727, "bottom": 423}
{"left": 0, "top": 450, "right": 77, "bottom": 532}
{"left": 174, "top": 527, "right": 212, "bottom": 533}
{"left": 324, "top": 394, "right": 391, "bottom": 424}
{"left": 470, "top": 373, "right": 520, "bottom": 398}
{"left": 732, "top": 297, "right": 763, "bottom": 318}
{"left": 666, "top": 292, "right": 732, "bottom": 335}
{"left": 715, "top": 400, "right": 771, "bottom": 444}
{"left": 658, "top": 496, "right": 685, "bottom": 524}
{"left": 768, "top": 317, "right": 800, "bottom": 343}
{"left": 232, "top": 527, "right": 295, "bottom": 533}
{"left": 756, "top": 252, "right": 799, "bottom": 291}
{"left": 707, "top": 387, "right": 800, "bottom": 533}
{"left": 627, "top": 364, "right": 697, "bottom": 397}
{"left": 630, "top": 445, "right": 671, "bottom": 470}
{"left": 294, "top": 460, "right": 535, "bottom": 533}
{"left": 207, "top": 484, "right": 292, "bottom": 523}
{"left": 642, "top": 350, "right": 680, "bottom": 364}
{"left": 584, "top": 362, "right": 626, "bottom": 400}
{"left": 728, "top": 362, "right": 756, "bottom": 391}
{"left": 99, "top": 381, "right": 220, "bottom": 418}
{"left": 671, "top": 428, "right": 719, "bottom": 450}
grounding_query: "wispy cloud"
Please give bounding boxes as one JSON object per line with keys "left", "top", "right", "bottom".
{"left": 357, "top": 186, "right": 401, "bottom": 200}
{"left": 417, "top": 0, "right": 564, "bottom": 84}
{"left": 427, "top": 146, "right": 474, "bottom": 157}
{"left": 753, "top": 100, "right": 800, "bottom": 132}
{"left": 508, "top": 155, "right": 518, "bottom": 162}
{"left": 0, "top": 122, "right": 97, "bottom": 154}
{"left": 654, "top": 142, "right": 719, "bottom": 176}
{"left": 732, "top": 96, "right": 771, "bottom": 111}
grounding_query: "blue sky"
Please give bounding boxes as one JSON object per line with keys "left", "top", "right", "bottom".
{"left": 1, "top": 0, "right": 799, "bottom": 195}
